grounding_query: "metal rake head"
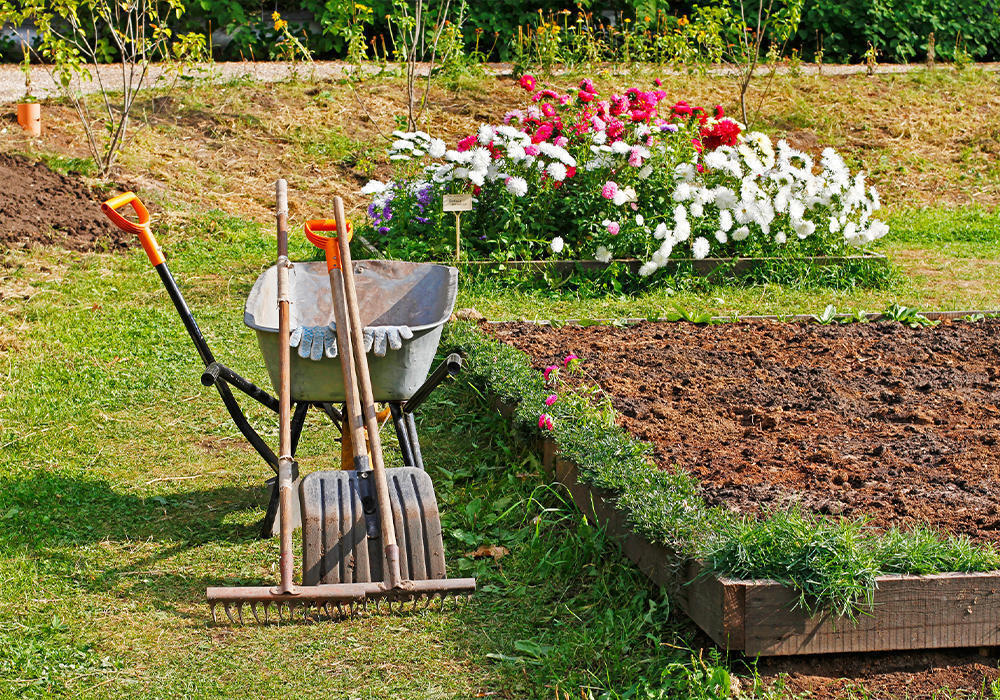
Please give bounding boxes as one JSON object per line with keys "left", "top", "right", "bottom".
{"left": 208, "top": 591, "right": 473, "bottom": 625}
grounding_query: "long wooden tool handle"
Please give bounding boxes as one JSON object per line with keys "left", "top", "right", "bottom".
{"left": 275, "top": 179, "right": 297, "bottom": 595}
{"left": 327, "top": 259, "right": 367, "bottom": 470}
{"left": 332, "top": 197, "right": 402, "bottom": 589}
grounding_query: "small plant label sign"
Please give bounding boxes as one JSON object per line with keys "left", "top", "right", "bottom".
{"left": 442, "top": 194, "right": 473, "bottom": 212}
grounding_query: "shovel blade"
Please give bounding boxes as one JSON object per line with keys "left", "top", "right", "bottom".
{"left": 300, "top": 467, "right": 447, "bottom": 586}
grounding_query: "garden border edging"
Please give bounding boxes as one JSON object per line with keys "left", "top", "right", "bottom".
{"left": 497, "top": 402, "right": 1000, "bottom": 657}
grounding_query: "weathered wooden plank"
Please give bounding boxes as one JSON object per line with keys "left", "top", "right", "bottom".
{"left": 744, "top": 572, "right": 1000, "bottom": 656}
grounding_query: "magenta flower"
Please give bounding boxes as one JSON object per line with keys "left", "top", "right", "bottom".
{"left": 519, "top": 74, "right": 536, "bottom": 92}
{"left": 538, "top": 413, "right": 554, "bottom": 431}
{"left": 563, "top": 354, "right": 579, "bottom": 368}
{"left": 545, "top": 394, "right": 558, "bottom": 406}
{"left": 606, "top": 220, "right": 620, "bottom": 235}
{"left": 601, "top": 181, "right": 619, "bottom": 200}
{"left": 524, "top": 144, "right": 540, "bottom": 156}
{"left": 543, "top": 364, "right": 558, "bottom": 381}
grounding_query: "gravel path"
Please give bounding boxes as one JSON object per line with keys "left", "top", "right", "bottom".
{"left": 1, "top": 59, "right": 997, "bottom": 104}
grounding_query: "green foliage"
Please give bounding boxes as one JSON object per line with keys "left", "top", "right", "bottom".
{"left": 446, "top": 319, "right": 1000, "bottom": 617}
{"left": 795, "top": 0, "right": 1000, "bottom": 63}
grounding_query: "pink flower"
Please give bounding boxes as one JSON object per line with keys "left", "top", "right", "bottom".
{"left": 456, "top": 134, "right": 476, "bottom": 152}
{"left": 545, "top": 394, "right": 558, "bottom": 406}
{"left": 559, "top": 94, "right": 571, "bottom": 105}
{"left": 579, "top": 77, "right": 596, "bottom": 93}
{"left": 538, "top": 413, "right": 554, "bottom": 431}
{"left": 654, "top": 77, "right": 663, "bottom": 86}
{"left": 541, "top": 102, "right": 557, "bottom": 118}
{"left": 524, "top": 144, "right": 540, "bottom": 156}
{"left": 579, "top": 90, "right": 597, "bottom": 103}
{"left": 532, "top": 123, "right": 554, "bottom": 143}
{"left": 543, "top": 364, "right": 558, "bottom": 381}
{"left": 629, "top": 147, "right": 644, "bottom": 167}
{"left": 519, "top": 74, "right": 536, "bottom": 92}
{"left": 563, "top": 354, "right": 579, "bottom": 367}
{"left": 606, "top": 220, "right": 620, "bottom": 235}
{"left": 601, "top": 181, "right": 619, "bottom": 199}
{"left": 554, "top": 135, "right": 568, "bottom": 147}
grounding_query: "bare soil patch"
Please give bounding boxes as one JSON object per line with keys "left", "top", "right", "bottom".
{"left": 488, "top": 319, "right": 1000, "bottom": 543}
{"left": 488, "top": 318, "right": 1000, "bottom": 696}
{"left": 0, "top": 152, "right": 127, "bottom": 252}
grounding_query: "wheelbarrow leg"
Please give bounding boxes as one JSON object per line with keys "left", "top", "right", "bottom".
{"left": 389, "top": 402, "right": 416, "bottom": 468}
{"left": 259, "top": 401, "right": 309, "bottom": 538}
{"left": 405, "top": 412, "right": 424, "bottom": 471}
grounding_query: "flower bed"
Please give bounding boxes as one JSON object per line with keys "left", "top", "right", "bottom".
{"left": 360, "top": 76, "right": 888, "bottom": 281}
{"left": 444, "top": 319, "right": 1000, "bottom": 654}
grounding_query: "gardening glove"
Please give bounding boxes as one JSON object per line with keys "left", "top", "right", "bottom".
{"left": 290, "top": 325, "right": 339, "bottom": 360}
{"left": 362, "top": 325, "right": 414, "bottom": 357}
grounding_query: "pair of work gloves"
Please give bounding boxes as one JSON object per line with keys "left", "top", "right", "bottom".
{"left": 289, "top": 324, "right": 414, "bottom": 360}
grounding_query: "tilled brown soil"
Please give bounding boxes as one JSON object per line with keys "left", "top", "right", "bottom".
{"left": 488, "top": 318, "right": 1000, "bottom": 698}
{"left": 0, "top": 152, "right": 127, "bottom": 252}
{"left": 489, "top": 319, "right": 1000, "bottom": 544}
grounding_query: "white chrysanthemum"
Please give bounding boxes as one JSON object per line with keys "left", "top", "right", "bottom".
{"left": 611, "top": 140, "right": 632, "bottom": 155}
{"left": 673, "top": 182, "right": 692, "bottom": 202}
{"left": 638, "top": 262, "right": 657, "bottom": 277}
{"left": 431, "top": 165, "right": 454, "bottom": 183}
{"left": 391, "top": 130, "right": 409, "bottom": 139}
{"left": 843, "top": 221, "right": 858, "bottom": 242}
{"left": 794, "top": 218, "right": 816, "bottom": 239}
{"left": 413, "top": 130, "right": 430, "bottom": 141}
{"left": 468, "top": 170, "right": 485, "bottom": 187}
{"left": 592, "top": 131, "right": 607, "bottom": 145}
{"left": 445, "top": 149, "right": 467, "bottom": 163}
{"left": 867, "top": 219, "right": 889, "bottom": 241}
{"left": 613, "top": 187, "right": 636, "bottom": 206}
{"left": 774, "top": 231, "right": 787, "bottom": 244}
{"left": 428, "top": 139, "right": 447, "bottom": 158}
{"left": 719, "top": 210, "right": 734, "bottom": 232}
{"left": 651, "top": 250, "right": 666, "bottom": 266}
{"left": 690, "top": 202, "right": 704, "bottom": 218}
{"left": 673, "top": 217, "right": 691, "bottom": 242}
{"left": 638, "top": 164, "right": 653, "bottom": 179}
{"left": 595, "top": 246, "right": 612, "bottom": 263}
{"left": 657, "top": 240, "right": 674, "bottom": 258}
{"left": 506, "top": 143, "right": 526, "bottom": 162}
{"left": 360, "top": 180, "right": 387, "bottom": 195}
{"left": 469, "top": 148, "right": 491, "bottom": 172}
{"left": 391, "top": 139, "right": 415, "bottom": 151}
{"left": 547, "top": 162, "right": 568, "bottom": 181}
{"left": 505, "top": 176, "right": 528, "bottom": 197}
{"left": 704, "top": 150, "right": 729, "bottom": 171}
{"left": 389, "top": 154, "right": 411, "bottom": 161}
{"left": 654, "top": 222, "right": 669, "bottom": 240}
{"left": 635, "top": 214, "right": 645, "bottom": 226}
{"left": 675, "top": 162, "right": 697, "bottom": 182}
{"left": 715, "top": 230, "right": 728, "bottom": 244}
{"left": 713, "top": 187, "right": 738, "bottom": 210}
{"left": 732, "top": 226, "right": 750, "bottom": 241}
{"left": 478, "top": 125, "right": 495, "bottom": 145}
{"left": 829, "top": 217, "right": 841, "bottom": 234}
{"left": 692, "top": 237, "right": 710, "bottom": 260}
{"left": 550, "top": 236, "right": 565, "bottom": 254}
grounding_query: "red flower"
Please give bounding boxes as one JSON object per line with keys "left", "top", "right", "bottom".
{"left": 456, "top": 134, "right": 476, "bottom": 152}
{"left": 519, "top": 74, "right": 536, "bottom": 91}
{"left": 541, "top": 102, "right": 557, "bottom": 118}
{"left": 532, "top": 123, "right": 554, "bottom": 143}
{"left": 700, "top": 118, "right": 742, "bottom": 150}
{"left": 565, "top": 165, "right": 577, "bottom": 178}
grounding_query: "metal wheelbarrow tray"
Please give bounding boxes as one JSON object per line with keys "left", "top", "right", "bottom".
{"left": 245, "top": 260, "right": 457, "bottom": 402}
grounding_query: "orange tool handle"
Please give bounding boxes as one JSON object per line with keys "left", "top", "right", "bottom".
{"left": 101, "top": 192, "right": 164, "bottom": 266}
{"left": 304, "top": 218, "right": 353, "bottom": 271}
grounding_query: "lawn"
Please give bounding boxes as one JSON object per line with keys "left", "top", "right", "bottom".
{"left": 1, "top": 65, "right": 999, "bottom": 698}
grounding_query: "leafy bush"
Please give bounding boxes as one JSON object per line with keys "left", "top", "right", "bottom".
{"left": 358, "top": 75, "right": 887, "bottom": 276}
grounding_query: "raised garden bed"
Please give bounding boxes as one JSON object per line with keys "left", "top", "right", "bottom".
{"left": 449, "top": 316, "right": 1000, "bottom": 656}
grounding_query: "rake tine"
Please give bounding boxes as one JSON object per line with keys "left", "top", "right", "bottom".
{"left": 250, "top": 602, "right": 261, "bottom": 624}
{"left": 224, "top": 603, "right": 236, "bottom": 625}
{"left": 263, "top": 601, "right": 271, "bottom": 625}
{"left": 237, "top": 603, "right": 245, "bottom": 624}
{"left": 210, "top": 603, "right": 218, "bottom": 624}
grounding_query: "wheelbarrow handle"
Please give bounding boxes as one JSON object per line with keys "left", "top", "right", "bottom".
{"left": 101, "top": 192, "right": 164, "bottom": 267}
{"left": 304, "top": 218, "right": 353, "bottom": 271}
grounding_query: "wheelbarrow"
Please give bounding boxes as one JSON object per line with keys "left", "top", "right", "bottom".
{"left": 101, "top": 193, "right": 462, "bottom": 538}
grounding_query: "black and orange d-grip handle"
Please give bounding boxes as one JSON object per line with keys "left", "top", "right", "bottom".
{"left": 304, "top": 218, "right": 353, "bottom": 270}
{"left": 101, "top": 192, "right": 164, "bottom": 266}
